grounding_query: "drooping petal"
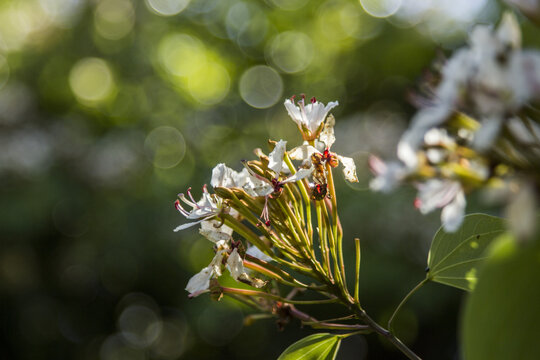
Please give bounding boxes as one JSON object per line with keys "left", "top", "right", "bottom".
{"left": 268, "top": 140, "right": 287, "bottom": 175}
{"left": 199, "top": 220, "right": 233, "bottom": 243}
{"left": 185, "top": 266, "right": 213, "bottom": 295}
{"left": 337, "top": 155, "right": 358, "bottom": 183}
{"left": 319, "top": 114, "right": 336, "bottom": 149}
{"left": 281, "top": 167, "right": 313, "bottom": 184}
{"left": 209, "top": 248, "right": 226, "bottom": 277}
{"left": 441, "top": 189, "right": 466, "bottom": 232}
{"left": 226, "top": 248, "right": 246, "bottom": 280}
{"left": 174, "top": 217, "right": 208, "bottom": 232}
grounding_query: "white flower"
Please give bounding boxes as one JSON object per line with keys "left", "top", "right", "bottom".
{"left": 211, "top": 163, "right": 250, "bottom": 189}
{"left": 397, "top": 106, "right": 452, "bottom": 169}
{"left": 415, "top": 179, "right": 466, "bottom": 232}
{"left": 290, "top": 115, "right": 359, "bottom": 183}
{"left": 369, "top": 155, "right": 408, "bottom": 193}
{"left": 174, "top": 185, "right": 223, "bottom": 232}
{"left": 284, "top": 96, "right": 338, "bottom": 136}
{"left": 398, "top": 12, "right": 540, "bottom": 155}
{"left": 243, "top": 140, "right": 313, "bottom": 198}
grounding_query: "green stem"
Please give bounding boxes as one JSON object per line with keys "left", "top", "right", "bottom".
{"left": 283, "top": 151, "right": 313, "bottom": 242}
{"left": 354, "top": 238, "right": 361, "bottom": 306}
{"left": 387, "top": 278, "right": 429, "bottom": 333}
{"left": 221, "top": 287, "right": 339, "bottom": 305}
{"left": 316, "top": 201, "right": 332, "bottom": 278}
{"left": 325, "top": 164, "right": 347, "bottom": 288}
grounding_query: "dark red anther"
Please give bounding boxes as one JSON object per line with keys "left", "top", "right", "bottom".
{"left": 174, "top": 199, "right": 181, "bottom": 211}
{"left": 290, "top": 95, "right": 296, "bottom": 101}
{"left": 323, "top": 148, "right": 330, "bottom": 160}
{"left": 311, "top": 97, "right": 316, "bottom": 104}
{"left": 414, "top": 198, "right": 422, "bottom": 209}
{"left": 265, "top": 220, "right": 271, "bottom": 226}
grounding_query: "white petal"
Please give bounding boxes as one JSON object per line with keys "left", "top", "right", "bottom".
{"left": 417, "top": 180, "right": 461, "bottom": 214}
{"left": 210, "top": 249, "right": 226, "bottom": 277}
{"left": 338, "top": 155, "right": 358, "bottom": 183}
{"left": 268, "top": 140, "right": 287, "bottom": 174}
{"left": 425, "top": 148, "right": 447, "bottom": 164}
{"left": 174, "top": 218, "right": 207, "bottom": 232}
{"left": 244, "top": 175, "right": 274, "bottom": 197}
{"left": 398, "top": 106, "right": 451, "bottom": 169}
{"left": 226, "top": 249, "right": 246, "bottom": 280}
{"left": 497, "top": 11, "right": 521, "bottom": 49}
{"left": 284, "top": 99, "right": 303, "bottom": 126}
{"left": 211, "top": 163, "right": 231, "bottom": 188}
{"left": 289, "top": 142, "right": 320, "bottom": 162}
{"left": 369, "top": 156, "right": 406, "bottom": 193}
{"left": 281, "top": 167, "right": 312, "bottom": 184}
{"left": 246, "top": 246, "right": 274, "bottom": 262}
{"left": 441, "top": 190, "right": 466, "bottom": 232}
{"left": 318, "top": 114, "right": 336, "bottom": 149}
{"left": 199, "top": 220, "right": 233, "bottom": 243}
{"left": 473, "top": 116, "right": 504, "bottom": 152}
{"left": 185, "top": 266, "right": 213, "bottom": 295}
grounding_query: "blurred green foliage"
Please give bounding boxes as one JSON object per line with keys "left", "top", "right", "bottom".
{"left": 1, "top": 0, "right": 537, "bottom": 359}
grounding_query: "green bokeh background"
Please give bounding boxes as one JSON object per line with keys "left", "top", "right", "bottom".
{"left": 1, "top": 0, "right": 538, "bottom": 359}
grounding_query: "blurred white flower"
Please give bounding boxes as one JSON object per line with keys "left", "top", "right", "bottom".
{"left": 369, "top": 155, "right": 407, "bottom": 193}
{"left": 415, "top": 179, "right": 466, "bottom": 232}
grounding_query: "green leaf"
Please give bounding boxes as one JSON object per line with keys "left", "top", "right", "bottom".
{"left": 426, "top": 214, "right": 506, "bottom": 291}
{"left": 277, "top": 333, "right": 342, "bottom": 360}
{"left": 462, "top": 234, "right": 540, "bottom": 360}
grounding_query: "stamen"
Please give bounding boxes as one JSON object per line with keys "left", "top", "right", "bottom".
{"left": 187, "top": 187, "right": 200, "bottom": 208}
{"left": 290, "top": 95, "right": 296, "bottom": 102}
{"left": 414, "top": 198, "right": 422, "bottom": 209}
{"left": 311, "top": 97, "right": 316, "bottom": 104}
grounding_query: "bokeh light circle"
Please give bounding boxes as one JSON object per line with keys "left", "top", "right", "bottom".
{"left": 187, "top": 61, "right": 230, "bottom": 105}
{"left": 94, "top": 0, "right": 135, "bottom": 40}
{"left": 118, "top": 305, "right": 162, "bottom": 348}
{"left": 145, "top": 0, "right": 191, "bottom": 16}
{"left": 239, "top": 65, "right": 283, "bottom": 109}
{"left": 158, "top": 33, "right": 206, "bottom": 77}
{"left": 69, "top": 57, "right": 114, "bottom": 104}
{"left": 144, "top": 126, "right": 186, "bottom": 169}
{"left": 270, "top": 0, "right": 308, "bottom": 11}
{"left": 359, "top": 0, "right": 402, "bottom": 18}
{"left": 0, "top": 55, "right": 9, "bottom": 90}
{"left": 269, "top": 31, "right": 313, "bottom": 73}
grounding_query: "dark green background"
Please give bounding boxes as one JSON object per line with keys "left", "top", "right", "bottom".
{"left": 1, "top": 0, "right": 538, "bottom": 359}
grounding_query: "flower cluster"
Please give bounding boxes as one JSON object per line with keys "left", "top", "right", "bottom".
{"left": 174, "top": 97, "right": 358, "bottom": 298}
{"left": 370, "top": 12, "right": 540, "bottom": 233}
